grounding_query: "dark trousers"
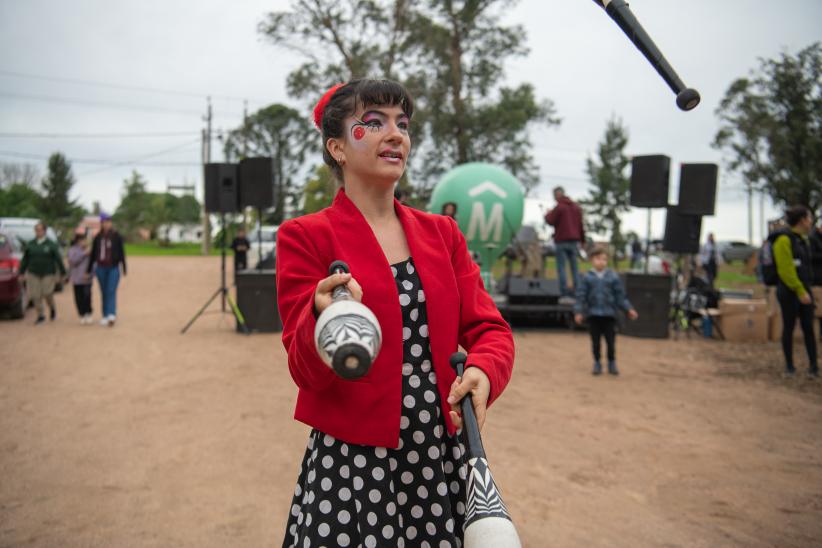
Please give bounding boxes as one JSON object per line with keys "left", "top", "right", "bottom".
{"left": 588, "top": 315, "right": 616, "bottom": 362}
{"left": 73, "top": 283, "right": 92, "bottom": 316}
{"left": 705, "top": 259, "right": 718, "bottom": 286}
{"left": 777, "top": 285, "right": 818, "bottom": 372}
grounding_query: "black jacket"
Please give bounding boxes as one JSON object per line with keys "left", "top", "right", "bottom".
{"left": 87, "top": 230, "right": 127, "bottom": 274}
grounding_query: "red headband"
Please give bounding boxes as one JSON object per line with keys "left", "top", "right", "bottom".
{"left": 313, "top": 83, "right": 345, "bottom": 130}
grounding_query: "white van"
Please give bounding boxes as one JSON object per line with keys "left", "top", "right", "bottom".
{"left": 0, "top": 217, "right": 61, "bottom": 247}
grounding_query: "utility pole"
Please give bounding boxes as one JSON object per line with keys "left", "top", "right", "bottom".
{"left": 242, "top": 99, "right": 249, "bottom": 229}
{"left": 747, "top": 184, "right": 753, "bottom": 245}
{"left": 201, "top": 96, "right": 212, "bottom": 255}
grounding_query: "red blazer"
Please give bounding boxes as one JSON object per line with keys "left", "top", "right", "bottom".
{"left": 276, "top": 189, "right": 514, "bottom": 448}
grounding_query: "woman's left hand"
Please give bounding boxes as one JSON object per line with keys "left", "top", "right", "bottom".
{"left": 447, "top": 366, "right": 491, "bottom": 431}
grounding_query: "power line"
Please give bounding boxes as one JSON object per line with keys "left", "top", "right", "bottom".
{"left": 0, "top": 91, "right": 205, "bottom": 116}
{"left": 0, "top": 139, "right": 201, "bottom": 172}
{"left": 77, "top": 139, "right": 202, "bottom": 175}
{"left": 0, "top": 68, "right": 268, "bottom": 104}
{"left": 0, "top": 131, "right": 198, "bottom": 139}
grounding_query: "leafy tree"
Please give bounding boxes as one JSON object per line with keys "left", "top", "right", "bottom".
{"left": 302, "top": 165, "right": 338, "bottom": 214}
{"left": 404, "top": 1, "right": 559, "bottom": 196}
{"left": 580, "top": 117, "right": 631, "bottom": 266}
{"left": 0, "top": 162, "right": 39, "bottom": 188}
{"left": 0, "top": 182, "right": 42, "bottom": 218}
{"left": 223, "top": 104, "right": 316, "bottom": 224}
{"left": 39, "top": 152, "right": 85, "bottom": 237}
{"left": 714, "top": 42, "right": 822, "bottom": 213}
{"left": 114, "top": 171, "right": 153, "bottom": 239}
{"left": 172, "top": 194, "right": 202, "bottom": 224}
{"left": 258, "top": 0, "right": 559, "bottom": 202}
{"left": 114, "top": 172, "right": 203, "bottom": 240}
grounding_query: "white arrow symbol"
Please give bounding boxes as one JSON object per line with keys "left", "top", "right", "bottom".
{"left": 468, "top": 181, "right": 507, "bottom": 199}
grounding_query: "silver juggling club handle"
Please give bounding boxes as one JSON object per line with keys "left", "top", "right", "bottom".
{"left": 314, "top": 261, "right": 382, "bottom": 379}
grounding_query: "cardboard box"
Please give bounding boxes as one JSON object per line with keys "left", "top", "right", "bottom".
{"left": 718, "top": 298, "right": 768, "bottom": 343}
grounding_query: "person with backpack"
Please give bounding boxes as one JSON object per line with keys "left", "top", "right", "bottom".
{"left": 768, "top": 205, "right": 817, "bottom": 378}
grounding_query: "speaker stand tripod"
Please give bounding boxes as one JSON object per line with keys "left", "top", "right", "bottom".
{"left": 181, "top": 212, "right": 250, "bottom": 334}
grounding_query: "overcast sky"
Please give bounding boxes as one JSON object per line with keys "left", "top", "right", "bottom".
{"left": 1, "top": 0, "right": 820, "bottom": 242}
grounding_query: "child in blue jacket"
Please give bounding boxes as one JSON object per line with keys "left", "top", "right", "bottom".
{"left": 574, "top": 248, "right": 639, "bottom": 375}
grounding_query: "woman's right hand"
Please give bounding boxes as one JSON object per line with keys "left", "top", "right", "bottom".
{"left": 314, "top": 272, "right": 363, "bottom": 315}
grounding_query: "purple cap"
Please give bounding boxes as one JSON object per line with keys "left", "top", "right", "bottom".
{"left": 100, "top": 212, "right": 112, "bottom": 221}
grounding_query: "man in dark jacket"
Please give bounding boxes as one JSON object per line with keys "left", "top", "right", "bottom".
{"left": 87, "top": 213, "right": 126, "bottom": 326}
{"left": 19, "top": 221, "right": 66, "bottom": 324}
{"left": 545, "top": 186, "right": 585, "bottom": 299}
{"left": 774, "top": 205, "right": 816, "bottom": 377}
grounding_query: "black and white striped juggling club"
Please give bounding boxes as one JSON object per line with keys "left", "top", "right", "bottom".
{"left": 314, "top": 260, "right": 382, "bottom": 379}
{"left": 450, "top": 352, "right": 522, "bottom": 548}
{"left": 592, "top": 0, "right": 700, "bottom": 111}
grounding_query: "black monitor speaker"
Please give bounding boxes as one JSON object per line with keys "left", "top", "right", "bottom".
{"left": 239, "top": 157, "right": 274, "bottom": 209}
{"left": 621, "top": 273, "right": 671, "bottom": 339}
{"left": 235, "top": 270, "right": 281, "bottom": 332}
{"left": 663, "top": 207, "right": 702, "bottom": 254}
{"left": 204, "top": 163, "right": 240, "bottom": 213}
{"left": 678, "top": 163, "right": 718, "bottom": 215}
{"left": 630, "top": 155, "right": 670, "bottom": 208}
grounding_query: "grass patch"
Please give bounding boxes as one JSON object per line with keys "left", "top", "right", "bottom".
{"left": 125, "top": 241, "right": 224, "bottom": 256}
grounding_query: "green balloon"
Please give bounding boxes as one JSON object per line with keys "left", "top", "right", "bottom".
{"left": 430, "top": 162, "right": 524, "bottom": 274}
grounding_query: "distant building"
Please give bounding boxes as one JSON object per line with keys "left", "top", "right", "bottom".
{"left": 158, "top": 223, "right": 202, "bottom": 243}
{"left": 75, "top": 216, "right": 101, "bottom": 239}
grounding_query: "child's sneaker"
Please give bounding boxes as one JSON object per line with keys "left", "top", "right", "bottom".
{"left": 608, "top": 360, "right": 619, "bottom": 375}
{"left": 592, "top": 361, "right": 602, "bottom": 375}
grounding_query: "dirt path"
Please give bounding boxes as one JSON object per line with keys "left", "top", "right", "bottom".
{"left": 1, "top": 257, "right": 821, "bottom": 547}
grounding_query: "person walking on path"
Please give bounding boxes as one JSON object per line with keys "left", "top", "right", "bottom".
{"left": 545, "top": 186, "right": 585, "bottom": 300}
{"left": 87, "top": 213, "right": 126, "bottom": 326}
{"left": 276, "top": 79, "right": 514, "bottom": 547}
{"left": 19, "top": 221, "right": 66, "bottom": 325}
{"left": 574, "top": 247, "right": 638, "bottom": 376}
{"left": 67, "top": 232, "right": 93, "bottom": 324}
{"left": 772, "top": 205, "right": 818, "bottom": 378}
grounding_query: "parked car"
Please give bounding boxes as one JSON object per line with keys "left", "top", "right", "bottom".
{"left": 0, "top": 231, "right": 26, "bottom": 319}
{"left": 717, "top": 240, "right": 757, "bottom": 263}
{"left": 247, "top": 225, "right": 279, "bottom": 268}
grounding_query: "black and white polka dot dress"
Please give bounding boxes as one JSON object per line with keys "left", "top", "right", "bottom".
{"left": 283, "top": 257, "right": 467, "bottom": 548}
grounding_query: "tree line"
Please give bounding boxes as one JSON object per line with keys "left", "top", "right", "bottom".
{"left": 0, "top": 154, "right": 201, "bottom": 242}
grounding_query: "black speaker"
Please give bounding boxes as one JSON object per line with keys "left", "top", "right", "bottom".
{"left": 621, "top": 273, "right": 671, "bottom": 338}
{"left": 504, "top": 277, "right": 560, "bottom": 305}
{"left": 630, "top": 155, "right": 670, "bottom": 208}
{"left": 239, "top": 157, "right": 274, "bottom": 209}
{"left": 663, "top": 207, "right": 702, "bottom": 254}
{"left": 205, "top": 163, "right": 240, "bottom": 213}
{"left": 235, "top": 270, "right": 281, "bottom": 332}
{"left": 678, "top": 163, "right": 718, "bottom": 215}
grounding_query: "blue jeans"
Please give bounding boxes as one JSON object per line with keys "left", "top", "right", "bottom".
{"left": 95, "top": 265, "right": 120, "bottom": 317}
{"left": 555, "top": 241, "right": 580, "bottom": 297}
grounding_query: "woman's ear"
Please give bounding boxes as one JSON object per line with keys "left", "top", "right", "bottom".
{"left": 326, "top": 137, "right": 346, "bottom": 166}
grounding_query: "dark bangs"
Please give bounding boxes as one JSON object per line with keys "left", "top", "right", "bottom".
{"left": 349, "top": 79, "right": 414, "bottom": 118}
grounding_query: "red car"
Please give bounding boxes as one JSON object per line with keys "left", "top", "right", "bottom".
{"left": 0, "top": 231, "right": 26, "bottom": 319}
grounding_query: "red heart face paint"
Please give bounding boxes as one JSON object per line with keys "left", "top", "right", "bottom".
{"left": 352, "top": 126, "right": 366, "bottom": 141}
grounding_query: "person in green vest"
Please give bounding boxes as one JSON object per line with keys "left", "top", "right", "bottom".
{"left": 773, "top": 205, "right": 817, "bottom": 378}
{"left": 19, "top": 221, "right": 66, "bottom": 324}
